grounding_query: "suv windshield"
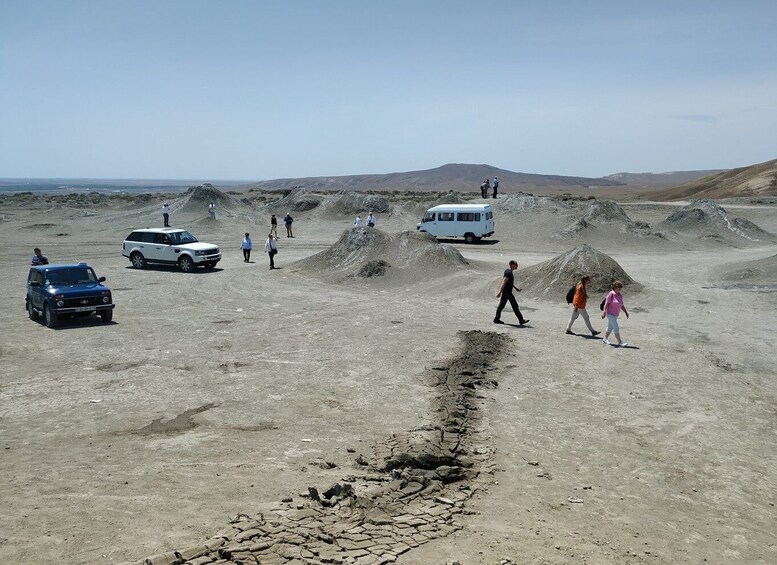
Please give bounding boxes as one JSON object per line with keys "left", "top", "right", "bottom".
{"left": 45, "top": 268, "right": 98, "bottom": 285}
{"left": 168, "top": 231, "right": 198, "bottom": 245}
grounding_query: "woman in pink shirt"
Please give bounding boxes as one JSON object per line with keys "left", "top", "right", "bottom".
{"left": 600, "top": 280, "right": 629, "bottom": 347}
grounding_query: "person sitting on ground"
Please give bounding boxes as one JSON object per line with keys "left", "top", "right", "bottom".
{"left": 354, "top": 215, "right": 363, "bottom": 227}
{"left": 31, "top": 247, "right": 49, "bottom": 265}
{"left": 366, "top": 211, "right": 376, "bottom": 227}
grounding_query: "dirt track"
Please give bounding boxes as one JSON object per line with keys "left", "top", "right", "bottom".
{"left": 1, "top": 192, "right": 776, "bottom": 564}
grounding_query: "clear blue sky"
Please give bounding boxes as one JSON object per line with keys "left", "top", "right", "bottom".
{"left": 1, "top": 0, "right": 776, "bottom": 180}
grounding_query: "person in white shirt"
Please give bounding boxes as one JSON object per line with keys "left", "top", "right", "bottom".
{"left": 209, "top": 203, "right": 216, "bottom": 219}
{"left": 366, "top": 212, "right": 376, "bottom": 227}
{"left": 241, "top": 232, "right": 252, "bottom": 263}
{"left": 162, "top": 203, "right": 170, "bottom": 227}
{"left": 264, "top": 233, "right": 278, "bottom": 269}
{"left": 354, "top": 215, "right": 363, "bottom": 227}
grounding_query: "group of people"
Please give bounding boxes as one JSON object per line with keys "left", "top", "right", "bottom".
{"left": 494, "top": 261, "right": 631, "bottom": 347}
{"left": 239, "top": 213, "right": 294, "bottom": 269}
{"left": 353, "top": 212, "right": 377, "bottom": 228}
{"left": 480, "top": 177, "right": 499, "bottom": 199}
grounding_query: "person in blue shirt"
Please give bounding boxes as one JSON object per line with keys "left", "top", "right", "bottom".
{"left": 241, "top": 233, "right": 253, "bottom": 263}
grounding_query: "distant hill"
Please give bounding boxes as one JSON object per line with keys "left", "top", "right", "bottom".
{"left": 648, "top": 158, "right": 777, "bottom": 201}
{"left": 237, "top": 163, "right": 625, "bottom": 193}
{"left": 602, "top": 170, "right": 726, "bottom": 187}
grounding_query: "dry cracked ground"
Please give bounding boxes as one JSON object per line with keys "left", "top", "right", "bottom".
{"left": 1, "top": 192, "right": 776, "bottom": 565}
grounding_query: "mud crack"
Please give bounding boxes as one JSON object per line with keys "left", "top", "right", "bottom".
{"left": 121, "top": 330, "right": 510, "bottom": 565}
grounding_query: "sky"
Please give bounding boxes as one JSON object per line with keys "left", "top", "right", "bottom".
{"left": 1, "top": 0, "right": 777, "bottom": 180}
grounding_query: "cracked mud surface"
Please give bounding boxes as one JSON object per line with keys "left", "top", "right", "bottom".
{"left": 122, "top": 331, "right": 510, "bottom": 565}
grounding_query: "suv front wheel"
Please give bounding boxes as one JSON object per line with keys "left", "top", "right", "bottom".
{"left": 130, "top": 252, "right": 147, "bottom": 269}
{"left": 178, "top": 255, "right": 195, "bottom": 272}
{"left": 44, "top": 304, "right": 58, "bottom": 328}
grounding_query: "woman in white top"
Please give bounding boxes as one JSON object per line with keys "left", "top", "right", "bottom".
{"left": 354, "top": 215, "right": 363, "bottom": 227}
{"left": 264, "top": 233, "right": 278, "bottom": 269}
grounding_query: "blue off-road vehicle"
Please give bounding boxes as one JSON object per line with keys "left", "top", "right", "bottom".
{"left": 26, "top": 263, "right": 115, "bottom": 328}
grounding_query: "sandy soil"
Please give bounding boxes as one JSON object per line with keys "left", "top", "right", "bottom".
{"left": 1, "top": 191, "right": 776, "bottom": 565}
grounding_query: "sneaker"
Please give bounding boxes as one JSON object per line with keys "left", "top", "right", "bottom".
{"left": 493, "top": 318, "right": 504, "bottom": 324}
{"left": 618, "top": 342, "right": 628, "bottom": 348}
{"left": 591, "top": 331, "right": 601, "bottom": 337}
{"left": 565, "top": 330, "right": 574, "bottom": 335}
{"left": 602, "top": 338, "right": 610, "bottom": 345}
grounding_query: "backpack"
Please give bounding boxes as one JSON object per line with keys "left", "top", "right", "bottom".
{"left": 599, "top": 297, "right": 606, "bottom": 311}
{"left": 565, "top": 286, "right": 576, "bottom": 304}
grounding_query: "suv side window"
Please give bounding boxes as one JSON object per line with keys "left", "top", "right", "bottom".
{"left": 154, "top": 233, "right": 171, "bottom": 245}
{"left": 126, "top": 231, "right": 143, "bottom": 242}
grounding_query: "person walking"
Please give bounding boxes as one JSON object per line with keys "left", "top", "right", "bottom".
{"left": 354, "top": 215, "right": 363, "bottom": 227}
{"left": 284, "top": 213, "right": 294, "bottom": 237}
{"left": 31, "top": 247, "right": 49, "bottom": 265}
{"left": 494, "top": 260, "right": 530, "bottom": 325}
{"left": 492, "top": 176, "right": 499, "bottom": 199}
{"left": 601, "top": 280, "right": 630, "bottom": 347}
{"left": 270, "top": 214, "right": 278, "bottom": 237}
{"left": 366, "top": 211, "right": 377, "bottom": 227}
{"left": 565, "top": 275, "right": 601, "bottom": 336}
{"left": 264, "top": 233, "right": 278, "bottom": 269}
{"left": 162, "top": 202, "right": 170, "bottom": 227}
{"left": 241, "top": 232, "right": 253, "bottom": 263}
{"left": 209, "top": 203, "right": 217, "bottom": 220}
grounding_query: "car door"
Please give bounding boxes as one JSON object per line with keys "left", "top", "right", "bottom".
{"left": 28, "top": 270, "right": 45, "bottom": 309}
{"left": 152, "top": 233, "right": 178, "bottom": 264}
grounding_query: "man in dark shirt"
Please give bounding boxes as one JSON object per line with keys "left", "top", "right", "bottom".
{"left": 31, "top": 247, "right": 49, "bottom": 265}
{"left": 494, "top": 260, "right": 529, "bottom": 325}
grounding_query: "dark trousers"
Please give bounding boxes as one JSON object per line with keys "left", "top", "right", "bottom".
{"left": 495, "top": 293, "right": 525, "bottom": 323}
{"left": 243, "top": 249, "right": 251, "bottom": 262}
{"left": 268, "top": 250, "right": 276, "bottom": 268}
{"left": 163, "top": 213, "right": 169, "bottom": 227}
{"left": 492, "top": 188, "right": 498, "bottom": 198}
{"left": 285, "top": 225, "right": 293, "bottom": 237}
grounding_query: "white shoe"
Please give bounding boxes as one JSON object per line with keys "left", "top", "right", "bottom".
{"left": 602, "top": 338, "right": 610, "bottom": 345}
{"left": 618, "top": 342, "right": 628, "bottom": 348}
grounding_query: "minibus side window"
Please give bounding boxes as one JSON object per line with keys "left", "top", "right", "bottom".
{"left": 439, "top": 212, "right": 454, "bottom": 221}
{"left": 423, "top": 212, "right": 435, "bottom": 222}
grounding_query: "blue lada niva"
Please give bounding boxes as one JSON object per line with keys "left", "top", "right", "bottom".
{"left": 26, "top": 263, "right": 115, "bottom": 328}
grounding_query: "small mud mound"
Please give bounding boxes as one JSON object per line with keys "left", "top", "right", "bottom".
{"left": 319, "top": 191, "right": 391, "bottom": 216}
{"left": 266, "top": 189, "right": 323, "bottom": 212}
{"left": 294, "top": 228, "right": 467, "bottom": 281}
{"left": 658, "top": 199, "right": 775, "bottom": 244}
{"left": 494, "top": 192, "right": 569, "bottom": 214}
{"left": 714, "top": 254, "right": 777, "bottom": 285}
{"left": 175, "top": 184, "right": 239, "bottom": 216}
{"left": 558, "top": 199, "right": 657, "bottom": 238}
{"left": 519, "top": 244, "right": 641, "bottom": 299}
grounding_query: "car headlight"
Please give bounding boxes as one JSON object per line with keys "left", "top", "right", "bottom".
{"left": 102, "top": 296, "right": 110, "bottom": 303}
{"left": 195, "top": 250, "right": 207, "bottom": 256}
{"left": 57, "top": 300, "right": 64, "bottom": 307}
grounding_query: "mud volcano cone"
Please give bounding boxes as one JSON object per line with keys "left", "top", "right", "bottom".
{"left": 293, "top": 227, "right": 467, "bottom": 281}
{"left": 519, "top": 244, "right": 641, "bottom": 299}
{"left": 658, "top": 199, "right": 775, "bottom": 244}
{"left": 176, "top": 183, "right": 235, "bottom": 215}
{"left": 268, "top": 189, "right": 323, "bottom": 212}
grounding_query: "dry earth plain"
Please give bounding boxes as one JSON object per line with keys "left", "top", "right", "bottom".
{"left": 1, "top": 190, "right": 776, "bottom": 565}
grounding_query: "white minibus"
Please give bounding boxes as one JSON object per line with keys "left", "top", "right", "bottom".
{"left": 416, "top": 203, "right": 495, "bottom": 243}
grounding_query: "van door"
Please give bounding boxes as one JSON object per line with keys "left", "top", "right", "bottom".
{"left": 419, "top": 211, "right": 438, "bottom": 235}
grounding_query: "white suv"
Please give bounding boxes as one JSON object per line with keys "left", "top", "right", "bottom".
{"left": 122, "top": 228, "right": 222, "bottom": 272}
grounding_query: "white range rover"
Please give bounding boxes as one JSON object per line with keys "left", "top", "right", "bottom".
{"left": 122, "top": 228, "right": 222, "bottom": 272}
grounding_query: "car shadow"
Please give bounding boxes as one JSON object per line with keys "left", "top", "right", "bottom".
{"left": 124, "top": 265, "right": 224, "bottom": 274}
{"left": 436, "top": 238, "right": 500, "bottom": 246}
{"left": 39, "top": 317, "right": 118, "bottom": 330}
